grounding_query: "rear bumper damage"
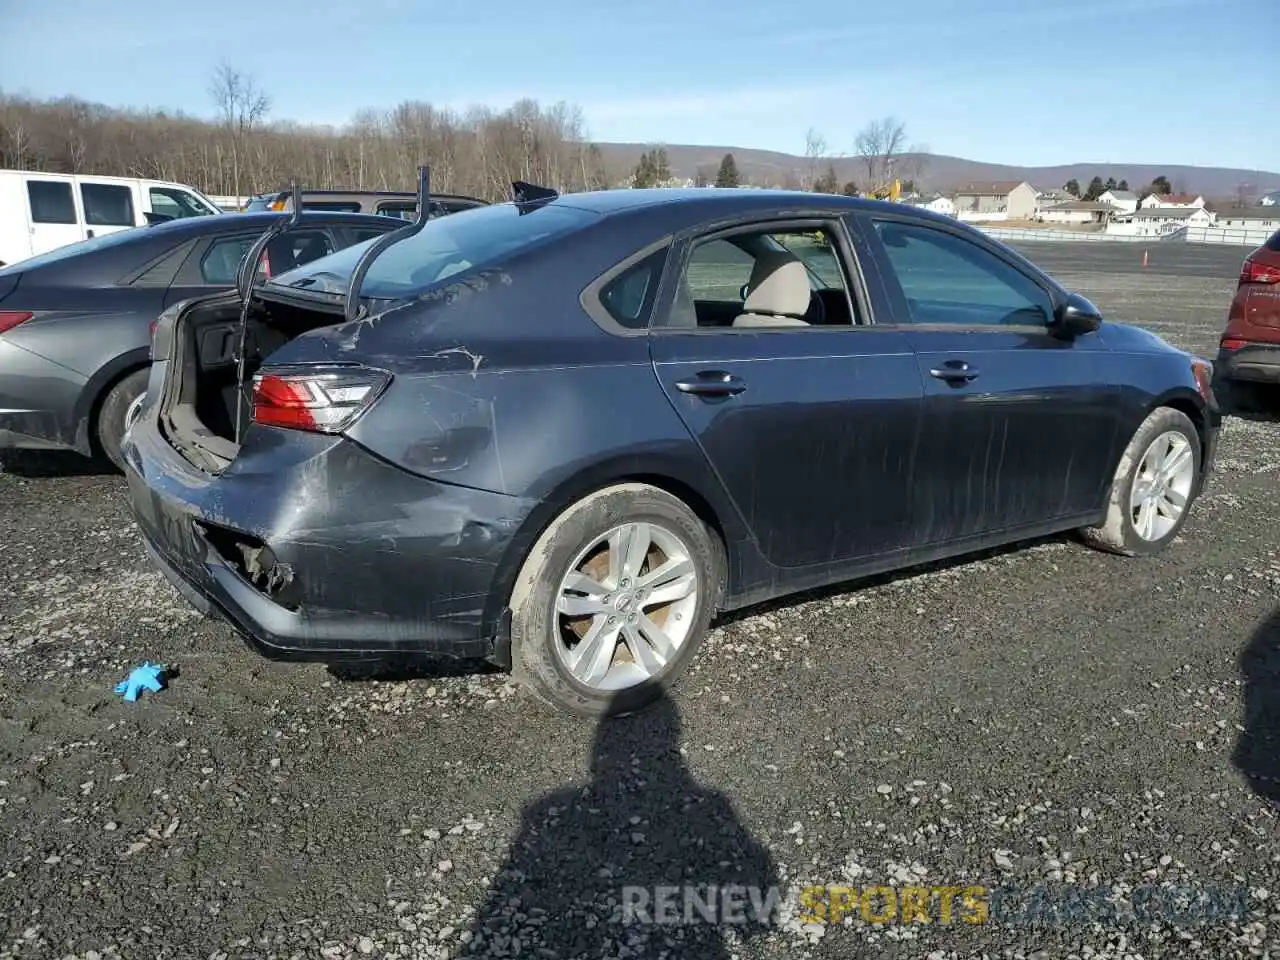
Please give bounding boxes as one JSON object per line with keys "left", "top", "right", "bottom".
{"left": 121, "top": 413, "right": 533, "bottom": 662}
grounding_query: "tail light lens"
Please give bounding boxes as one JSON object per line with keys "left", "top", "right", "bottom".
{"left": 1240, "top": 256, "right": 1280, "bottom": 284}
{"left": 0, "top": 311, "right": 32, "bottom": 335}
{"left": 268, "top": 198, "right": 287, "bottom": 212}
{"left": 1220, "top": 336, "right": 1247, "bottom": 351}
{"left": 251, "top": 367, "right": 390, "bottom": 434}
{"left": 1191, "top": 357, "right": 1213, "bottom": 401}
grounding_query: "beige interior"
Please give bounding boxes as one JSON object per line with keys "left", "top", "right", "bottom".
{"left": 732, "top": 251, "right": 812, "bottom": 327}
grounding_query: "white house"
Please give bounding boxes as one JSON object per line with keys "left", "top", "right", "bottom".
{"left": 1040, "top": 200, "right": 1119, "bottom": 225}
{"left": 1097, "top": 189, "right": 1139, "bottom": 215}
{"left": 1140, "top": 193, "right": 1205, "bottom": 210}
{"left": 905, "top": 195, "right": 956, "bottom": 216}
{"left": 1214, "top": 206, "right": 1280, "bottom": 231}
{"left": 1129, "top": 206, "right": 1214, "bottom": 236}
{"left": 1259, "top": 190, "right": 1280, "bottom": 207}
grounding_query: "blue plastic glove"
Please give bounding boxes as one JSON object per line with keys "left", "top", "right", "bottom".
{"left": 114, "top": 662, "right": 167, "bottom": 702}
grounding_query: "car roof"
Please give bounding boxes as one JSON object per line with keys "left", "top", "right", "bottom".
{"left": 543, "top": 187, "right": 913, "bottom": 219}
{"left": 259, "top": 188, "right": 488, "bottom": 204}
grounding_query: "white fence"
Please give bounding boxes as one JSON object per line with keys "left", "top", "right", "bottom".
{"left": 980, "top": 225, "right": 1271, "bottom": 247}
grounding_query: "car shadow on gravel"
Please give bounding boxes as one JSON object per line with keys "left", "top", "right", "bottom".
{"left": 0, "top": 449, "right": 118, "bottom": 478}
{"left": 1233, "top": 608, "right": 1280, "bottom": 807}
{"left": 715, "top": 533, "right": 1067, "bottom": 628}
{"left": 325, "top": 655, "right": 503, "bottom": 683}
{"left": 460, "top": 692, "right": 780, "bottom": 958}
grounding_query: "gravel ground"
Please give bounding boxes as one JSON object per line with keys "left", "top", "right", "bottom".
{"left": 1, "top": 242, "right": 1278, "bottom": 960}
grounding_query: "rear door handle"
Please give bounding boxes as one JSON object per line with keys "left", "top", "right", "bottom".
{"left": 674, "top": 371, "right": 747, "bottom": 397}
{"left": 929, "top": 360, "right": 980, "bottom": 383}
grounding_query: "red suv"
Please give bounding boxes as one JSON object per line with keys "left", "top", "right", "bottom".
{"left": 1215, "top": 228, "right": 1280, "bottom": 409}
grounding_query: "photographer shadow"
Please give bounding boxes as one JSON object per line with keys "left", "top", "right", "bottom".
{"left": 460, "top": 692, "right": 780, "bottom": 958}
{"left": 1233, "top": 608, "right": 1280, "bottom": 806}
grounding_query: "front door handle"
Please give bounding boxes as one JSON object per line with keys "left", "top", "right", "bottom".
{"left": 929, "top": 360, "right": 980, "bottom": 383}
{"left": 674, "top": 371, "right": 747, "bottom": 397}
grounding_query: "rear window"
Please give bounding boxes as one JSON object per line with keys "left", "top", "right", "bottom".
{"left": 267, "top": 202, "right": 599, "bottom": 298}
{"left": 242, "top": 196, "right": 278, "bottom": 212}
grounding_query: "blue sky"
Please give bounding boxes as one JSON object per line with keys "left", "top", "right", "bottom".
{"left": 1, "top": 0, "right": 1276, "bottom": 170}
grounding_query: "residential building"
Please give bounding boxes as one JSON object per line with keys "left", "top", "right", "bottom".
{"left": 1034, "top": 188, "right": 1071, "bottom": 209}
{"left": 1129, "top": 206, "right": 1214, "bottom": 236}
{"left": 953, "top": 181, "right": 1038, "bottom": 222}
{"left": 1039, "top": 200, "right": 1120, "bottom": 225}
{"left": 1259, "top": 190, "right": 1280, "bottom": 207}
{"left": 1139, "top": 193, "right": 1205, "bottom": 209}
{"left": 904, "top": 194, "right": 956, "bottom": 216}
{"left": 1097, "top": 189, "right": 1139, "bottom": 215}
{"left": 1214, "top": 206, "right": 1280, "bottom": 231}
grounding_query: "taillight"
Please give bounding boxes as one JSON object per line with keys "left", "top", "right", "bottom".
{"left": 1220, "top": 336, "right": 1247, "bottom": 351}
{"left": 1191, "top": 357, "right": 1213, "bottom": 401}
{"left": 0, "top": 311, "right": 32, "bottom": 335}
{"left": 268, "top": 198, "right": 287, "bottom": 212}
{"left": 251, "top": 368, "right": 390, "bottom": 434}
{"left": 1240, "top": 256, "right": 1280, "bottom": 284}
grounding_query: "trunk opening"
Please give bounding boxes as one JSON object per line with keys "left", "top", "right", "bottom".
{"left": 161, "top": 293, "right": 345, "bottom": 472}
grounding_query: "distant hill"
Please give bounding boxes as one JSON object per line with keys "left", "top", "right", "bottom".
{"left": 592, "top": 142, "right": 1280, "bottom": 200}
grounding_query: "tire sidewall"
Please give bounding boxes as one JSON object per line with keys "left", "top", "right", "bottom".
{"left": 97, "top": 369, "right": 149, "bottom": 472}
{"left": 510, "top": 484, "right": 718, "bottom": 718}
{"left": 1113, "top": 409, "right": 1201, "bottom": 556}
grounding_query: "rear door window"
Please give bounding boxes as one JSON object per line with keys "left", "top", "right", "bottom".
{"left": 870, "top": 220, "right": 1053, "bottom": 327}
{"left": 27, "top": 180, "right": 78, "bottom": 224}
{"left": 81, "top": 183, "right": 136, "bottom": 227}
{"left": 199, "top": 230, "right": 336, "bottom": 285}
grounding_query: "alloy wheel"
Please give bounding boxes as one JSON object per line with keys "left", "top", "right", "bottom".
{"left": 553, "top": 521, "right": 700, "bottom": 691}
{"left": 1130, "top": 430, "right": 1195, "bottom": 541}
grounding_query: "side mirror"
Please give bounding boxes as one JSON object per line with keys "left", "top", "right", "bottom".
{"left": 1053, "top": 292, "right": 1103, "bottom": 336}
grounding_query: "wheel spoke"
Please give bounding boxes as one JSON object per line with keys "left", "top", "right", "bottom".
{"left": 638, "top": 557, "right": 696, "bottom": 606}
{"left": 568, "top": 617, "right": 621, "bottom": 686}
{"left": 1162, "top": 486, "right": 1187, "bottom": 511}
{"left": 623, "top": 621, "right": 665, "bottom": 677}
{"left": 1137, "top": 499, "right": 1157, "bottom": 540}
{"left": 609, "top": 523, "right": 652, "bottom": 584}
{"left": 636, "top": 614, "right": 676, "bottom": 663}
{"left": 558, "top": 571, "right": 610, "bottom": 617}
{"left": 1160, "top": 443, "right": 1191, "bottom": 481}
{"left": 1131, "top": 479, "right": 1153, "bottom": 509}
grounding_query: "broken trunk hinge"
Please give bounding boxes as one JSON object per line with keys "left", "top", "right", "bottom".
{"left": 343, "top": 164, "right": 432, "bottom": 324}
{"left": 232, "top": 177, "right": 305, "bottom": 444}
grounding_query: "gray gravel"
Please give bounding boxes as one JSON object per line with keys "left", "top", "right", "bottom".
{"left": 1, "top": 242, "right": 1277, "bottom": 959}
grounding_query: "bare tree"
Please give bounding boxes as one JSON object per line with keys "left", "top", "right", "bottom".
{"left": 854, "top": 116, "right": 907, "bottom": 195}
{"left": 208, "top": 60, "right": 271, "bottom": 200}
{"left": 802, "top": 127, "right": 828, "bottom": 191}
{"left": 0, "top": 89, "right": 612, "bottom": 200}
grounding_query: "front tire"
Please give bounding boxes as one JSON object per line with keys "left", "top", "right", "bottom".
{"left": 509, "top": 483, "right": 720, "bottom": 717}
{"left": 96, "top": 369, "right": 149, "bottom": 472}
{"left": 1079, "top": 406, "right": 1201, "bottom": 557}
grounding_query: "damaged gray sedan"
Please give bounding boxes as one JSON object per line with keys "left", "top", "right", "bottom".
{"left": 122, "top": 175, "right": 1221, "bottom": 716}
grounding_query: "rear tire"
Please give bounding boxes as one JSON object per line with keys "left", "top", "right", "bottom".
{"left": 1079, "top": 406, "right": 1200, "bottom": 557}
{"left": 96, "top": 369, "right": 149, "bottom": 472}
{"left": 508, "top": 483, "right": 720, "bottom": 718}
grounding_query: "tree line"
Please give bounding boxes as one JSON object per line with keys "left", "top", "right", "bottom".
{"left": 1063, "top": 174, "right": 1175, "bottom": 201}
{"left": 0, "top": 64, "right": 612, "bottom": 202}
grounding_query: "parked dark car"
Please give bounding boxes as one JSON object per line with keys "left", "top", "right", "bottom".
{"left": 242, "top": 189, "right": 488, "bottom": 220}
{"left": 0, "top": 211, "right": 406, "bottom": 469}
{"left": 121, "top": 188, "right": 1221, "bottom": 717}
{"left": 1213, "top": 226, "right": 1280, "bottom": 411}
